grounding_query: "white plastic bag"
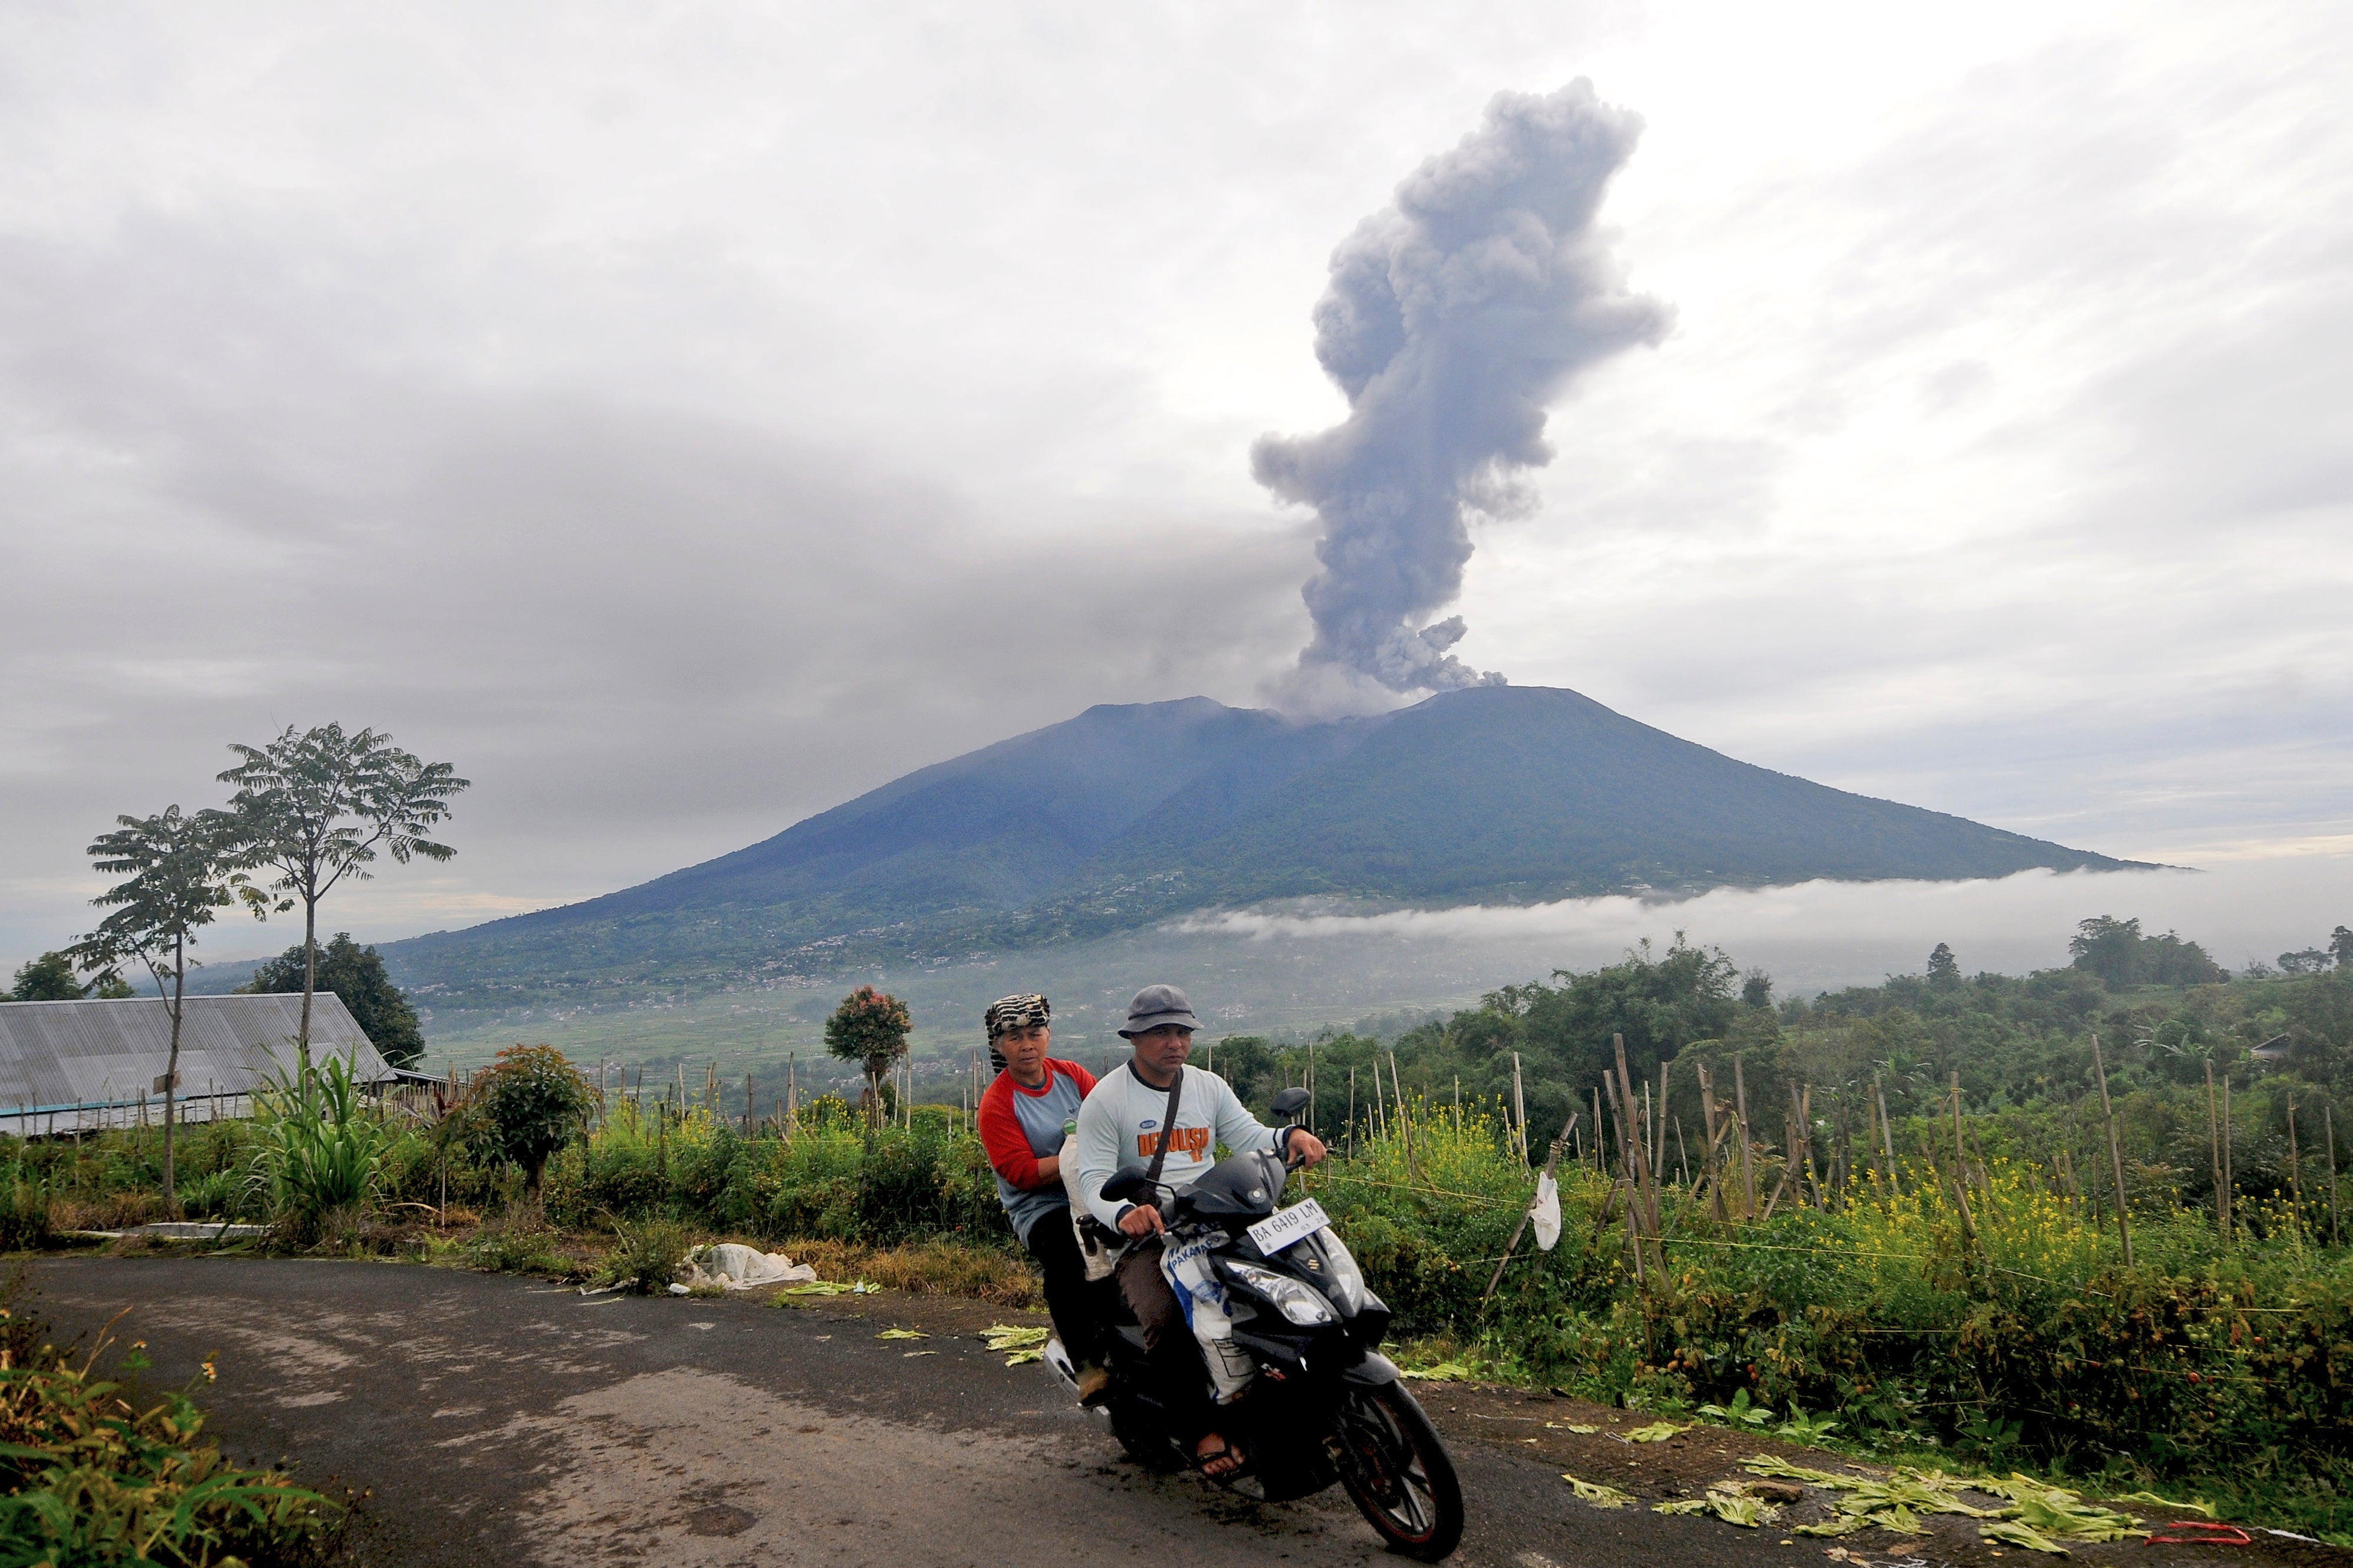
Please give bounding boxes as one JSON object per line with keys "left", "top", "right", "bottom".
{"left": 1060, "top": 1135, "right": 1117, "bottom": 1282}
{"left": 1159, "top": 1231, "right": 1256, "bottom": 1404}
{"left": 1532, "top": 1172, "right": 1562, "bottom": 1251}
{"left": 682, "top": 1242, "right": 819, "bottom": 1291}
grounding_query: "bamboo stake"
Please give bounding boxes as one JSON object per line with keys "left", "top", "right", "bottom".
{"left": 2089, "top": 1033, "right": 2133, "bottom": 1267}
{"left": 1348, "top": 1066, "right": 1357, "bottom": 1158}
{"left": 1673, "top": 1114, "right": 1691, "bottom": 1186}
{"left": 2220, "top": 1071, "right": 2232, "bottom": 1247}
{"left": 1484, "top": 1112, "right": 1580, "bottom": 1300}
{"left": 1734, "top": 1052, "right": 1757, "bottom": 1216}
{"left": 2288, "top": 1102, "right": 2305, "bottom": 1253}
{"left": 1875, "top": 1076, "right": 1898, "bottom": 1191}
{"left": 1613, "top": 1034, "right": 1662, "bottom": 1240}
{"left": 2329, "top": 1104, "right": 2342, "bottom": 1248}
{"left": 1511, "top": 1053, "right": 1528, "bottom": 1165}
{"left": 2207, "top": 1061, "right": 2227, "bottom": 1242}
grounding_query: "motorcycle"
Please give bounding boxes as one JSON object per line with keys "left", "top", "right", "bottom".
{"left": 1043, "top": 1086, "right": 1465, "bottom": 1561}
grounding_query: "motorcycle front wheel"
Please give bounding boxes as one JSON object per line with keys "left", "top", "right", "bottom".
{"left": 1334, "top": 1380, "right": 1464, "bottom": 1561}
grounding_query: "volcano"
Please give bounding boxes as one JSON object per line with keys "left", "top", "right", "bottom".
{"left": 380, "top": 686, "right": 2141, "bottom": 1006}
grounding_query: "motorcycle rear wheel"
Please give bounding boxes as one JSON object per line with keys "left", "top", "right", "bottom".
{"left": 1335, "top": 1381, "right": 1464, "bottom": 1561}
{"left": 1109, "top": 1395, "right": 1185, "bottom": 1472}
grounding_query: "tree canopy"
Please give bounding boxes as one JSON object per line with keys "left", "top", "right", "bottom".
{"left": 464, "top": 1044, "right": 595, "bottom": 1196}
{"left": 241, "top": 932, "right": 426, "bottom": 1068}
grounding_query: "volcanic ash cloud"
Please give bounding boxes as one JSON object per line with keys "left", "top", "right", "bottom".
{"left": 1253, "top": 80, "right": 1671, "bottom": 706}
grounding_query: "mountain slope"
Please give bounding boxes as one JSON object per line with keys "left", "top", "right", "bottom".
{"left": 1073, "top": 685, "right": 2119, "bottom": 905}
{"left": 382, "top": 686, "right": 2142, "bottom": 1007}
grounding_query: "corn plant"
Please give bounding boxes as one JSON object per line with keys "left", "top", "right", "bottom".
{"left": 247, "top": 1051, "right": 393, "bottom": 1245}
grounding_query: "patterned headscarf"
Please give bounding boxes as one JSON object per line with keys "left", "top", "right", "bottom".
{"left": 983, "top": 993, "right": 1050, "bottom": 1073}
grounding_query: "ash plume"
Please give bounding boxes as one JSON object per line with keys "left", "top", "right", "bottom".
{"left": 1253, "top": 81, "right": 1670, "bottom": 705}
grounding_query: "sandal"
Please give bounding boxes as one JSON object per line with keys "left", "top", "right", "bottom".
{"left": 1194, "top": 1434, "right": 1247, "bottom": 1480}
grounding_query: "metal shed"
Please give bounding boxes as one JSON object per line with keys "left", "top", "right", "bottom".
{"left": 0, "top": 993, "right": 395, "bottom": 1138}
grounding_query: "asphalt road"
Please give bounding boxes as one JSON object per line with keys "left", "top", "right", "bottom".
{"left": 28, "top": 1258, "right": 2334, "bottom": 1568}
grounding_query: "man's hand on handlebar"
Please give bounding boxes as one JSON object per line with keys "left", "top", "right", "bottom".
{"left": 1117, "top": 1202, "right": 1166, "bottom": 1238}
{"left": 1285, "top": 1129, "right": 1329, "bottom": 1169}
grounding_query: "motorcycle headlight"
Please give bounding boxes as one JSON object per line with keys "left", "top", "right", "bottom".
{"left": 1317, "top": 1230, "right": 1368, "bottom": 1318}
{"left": 1222, "top": 1260, "right": 1336, "bottom": 1326}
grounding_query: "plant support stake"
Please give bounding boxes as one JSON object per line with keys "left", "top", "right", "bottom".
{"left": 2089, "top": 1033, "right": 2132, "bottom": 1267}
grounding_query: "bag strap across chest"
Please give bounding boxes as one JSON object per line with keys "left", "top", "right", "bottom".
{"left": 1139, "top": 1067, "right": 1186, "bottom": 1189}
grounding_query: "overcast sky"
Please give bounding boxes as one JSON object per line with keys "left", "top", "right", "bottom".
{"left": 4, "top": 1, "right": 2349, "bottom": 972}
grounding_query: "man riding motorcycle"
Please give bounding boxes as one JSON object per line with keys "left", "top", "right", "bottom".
{"left": 1072, "top": 983, "right": 1327, "bottom": 1479}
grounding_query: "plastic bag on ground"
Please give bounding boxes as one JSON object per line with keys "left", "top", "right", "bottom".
{"left": 683, "top": 1242, "right": 819, "bottom": 1291}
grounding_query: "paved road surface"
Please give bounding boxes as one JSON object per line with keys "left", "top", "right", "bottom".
{"left": 30, "top": 1258, "right": 2324, "bottom": 1568}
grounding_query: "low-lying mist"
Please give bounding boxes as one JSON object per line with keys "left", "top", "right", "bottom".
{"left": 418, "top": 855, "right": 2352, "bottom": 1079}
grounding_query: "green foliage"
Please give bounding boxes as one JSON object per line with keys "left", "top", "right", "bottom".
{"left": 242, "top": 932, "right": 426, "bottom": 1067}
{"left": 0, "top": 1311, "right": 342, "bottom": 1566}
{"left": 0, "top": 1166, "right": 51, "bottom": 1253}
{"left": 599, "top": 1215, "right": 692, "bottom": 1294}
{"left": 2069, "top": 915, "right": 2229, "bottom": 988}
{"left": 824, "top": 986, "right": 910, "bottom": 1078}
{"left": 462, "top": 1045, "right": 596, "bottom": 1195}
{"left": 9, "top": 954, "right": 87, "bottom": 1002}
{"left": 218, "top": 720, "right": 467, "bottom": 1055}
{"left": 825, "top": 986, "right": 910, "bottom": 1126}
{"left": 248, "top": 1053, "right": 395, "bottom": 1245}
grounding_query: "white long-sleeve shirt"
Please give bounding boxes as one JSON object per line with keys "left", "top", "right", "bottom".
{"left": 1073, "top": 1061, "right": 1287, "bottom": 1231}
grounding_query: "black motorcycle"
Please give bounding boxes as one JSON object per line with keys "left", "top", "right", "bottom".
{"left": 1044, "top": 1087, "right": 1465, "bottom": 1561}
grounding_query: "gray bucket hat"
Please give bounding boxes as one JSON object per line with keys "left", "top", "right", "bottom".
{"left": 1118, "top": 983, "right": 1199, "bottom": 1038}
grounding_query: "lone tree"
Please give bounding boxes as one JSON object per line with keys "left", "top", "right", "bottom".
{"left": 242, "top": 932, "right": 426, "bottom": 1068}
{"left": 824, "top": 985, "right": 911, "bottom": 1130}
{"left": 465, "top": 1044, "right": 596, "bottom": 1199}
{"left": 219, "top": 723, "right": 467, "bottom": 1063}
{"left": 75, "top": 806, "right": 260, "bottom": 1211}
{"left": 1927, "top": 942, "right": 1961, "bottom": 988}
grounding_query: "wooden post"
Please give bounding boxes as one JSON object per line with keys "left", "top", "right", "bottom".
{"left": 2220, "top": 1071, "right": 2232, "bottom": 1246}
{"left": 2207, "top": 1061, "right": 2227, "bottom": 1242}
{"left": 1484, "top": 1112, "right": 1579, "bottom": 1300}
{"left": 1734, "top": 1052, "right": 1756, "bottom": 1217}
{"left": 2288, "top": 1102, "right": 2305, "bottom": 1252}
{"left": 1347, "top": 1066, "right": 1357, "bottom": 1158}
{"left": 2328, "top": 1103, "right": 2342, "bottom": 1248}
{"left": 1395, "top": 1051, "right": 1422, "bottom": 1181}
{"left": 1592, "top": 1087, "right": 1604, "bottom": 1174}
{"left": 1875, "top": 1076, "right": 1898, "bottom": 1189}
{"left": 1613, "top": 1034, "right": 1661, "bottom": 1240}
{"left": 2089, "top": 1033, "right": 2133, "bottom": 1266}
{"left": 1672, "top": 1114, "right": 1691, "bottom": 1186}
{"left": 1948, "top": 1071, "right": 1967, "bottom": 1178}
{"left": 1510, "top": 1053, "right": 1528, "bottom": 1164}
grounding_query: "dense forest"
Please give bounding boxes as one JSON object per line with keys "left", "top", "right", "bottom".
{"left": 1213, "top": 916, "right": 2353, "bottom": 1218}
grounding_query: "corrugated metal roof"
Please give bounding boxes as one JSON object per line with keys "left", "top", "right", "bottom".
{"left": 0, "top": 993, "right": 394, "bottom": 1134}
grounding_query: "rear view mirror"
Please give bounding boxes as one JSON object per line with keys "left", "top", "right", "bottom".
{"left": 1100, "top": 1166, "right": 1152, "bottom": 1204}
{"left": 1269, "top": 1087, "right": 1310, "bottom": 1119}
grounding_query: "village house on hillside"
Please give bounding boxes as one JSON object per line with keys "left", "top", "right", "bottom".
{"left": 0, "top": 992, "right": 397, "bottom": 1137}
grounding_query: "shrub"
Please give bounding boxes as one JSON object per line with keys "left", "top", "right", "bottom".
{"left": 462, "top": 1045, "right": 596, "bottom": 1196}
{"left": 600, "top": 1215, "right": 694, "bottom": 1294}
{"left": 0, "top": 1298, "right": 344, "bottom": 1564}
{"left": 0, "top": 1169, "right": 52, "bottom": 1253}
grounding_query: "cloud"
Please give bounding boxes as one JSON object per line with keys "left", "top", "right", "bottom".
{"left": 1175, "top": 856, "right": 2353, "bottom": 995}
{"left": 1251, "top": 81, "right": 1670, "bottom": 705}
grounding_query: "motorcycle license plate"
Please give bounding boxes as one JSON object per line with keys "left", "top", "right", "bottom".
{"left": 1246, "top": 1198, "right": 1330, "bottom": 1254}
